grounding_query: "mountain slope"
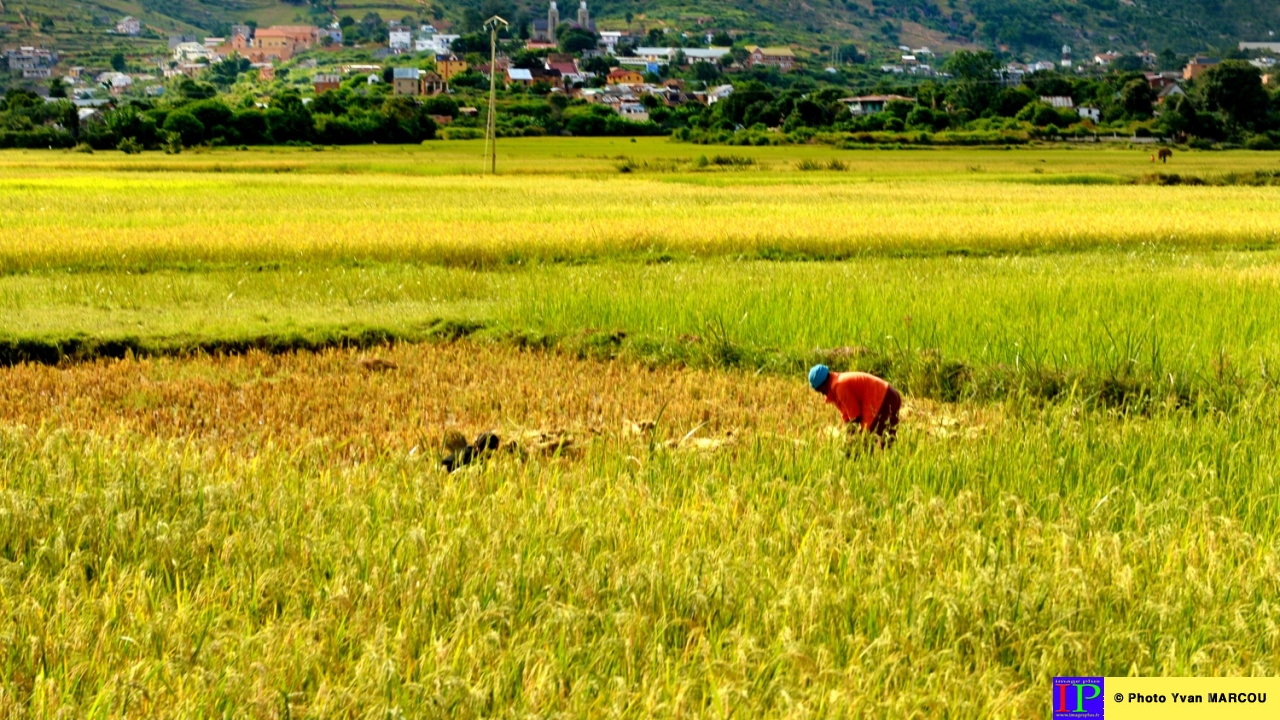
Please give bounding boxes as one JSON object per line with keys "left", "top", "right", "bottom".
{"left": 3, "top": 0, "right": 1277, "bottom": 64}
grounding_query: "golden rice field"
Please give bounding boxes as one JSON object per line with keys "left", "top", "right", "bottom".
{"left": 2, "top": 140, "right": 1280, "bottom": 717}
{"left": 1, "top": 140, "right": 1280, "bottom": 271}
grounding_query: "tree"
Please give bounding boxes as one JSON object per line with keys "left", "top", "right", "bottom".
{"left": 691, "top": 61, "right": 720, "bottom": 83}
{"left": 582, "top": 56, "right": 611, "bottom": 76}
{"left": 1118, "top": 78, "right": 1154, "bottom": 119}
{"left": 110, "top": 52, "right": 127, "bottom": 72}
{"left": 711, "top": 32, "right": 732, "bottom": 46}
{"left": 1157, "top": 48, "right": 1183, "bottom": 73}
{"left": 48, "top": 77, "right": 67, "bottom": 98}
{"left": 625, "top": 12, "right": 633, "bottom": 28}
{"left": 837, "top": 43, "right": 863, "bottom": 64}
{"left": 941, "top": 50, "right": 999, "bottom": 116}
{"left": 1111, "top": 55, "right": 1144, "bottom": 73}
{"left": 162, "top": 111, "right": 205, "bottom": 147}
{"left": 1200, "top": 61, "right": 1269, "bottom": 130}
{"left": 559, "top": 27, "right": 598, "bottom": 54}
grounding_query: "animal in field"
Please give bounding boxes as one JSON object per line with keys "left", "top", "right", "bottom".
{"left": 441, "top": 431, "right": 501, "bottom": 472}
{"left": 1157, "top": 147, "right": 1173, "bottom": 163}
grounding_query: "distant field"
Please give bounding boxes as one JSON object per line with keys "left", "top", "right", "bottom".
{"left": 2, "top": 140, "right": 1279, "bottom": 275}
{"left": 3, "top": 140, "right": 1280, "bottom": 717}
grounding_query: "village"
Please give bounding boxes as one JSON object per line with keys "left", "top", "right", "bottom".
{"left": 3, "top": 1, "right": 1279, "bottom": 150}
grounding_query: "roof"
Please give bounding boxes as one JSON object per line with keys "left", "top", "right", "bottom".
{"left": 314, "top": 74, "right": 342, "bottom": 83}
{"left": 609, "top": 68, "right": 642, "bottom": 77}
{"left": 507, "top": 68, "right": 533, "bottom": 81}
{"left": 392, "top": 67, "right": 421, "bottom": 79}
{"left": 839, "top": 94, "right": 915, "bottom": 103}
{"left": 548, "top": 62, "right": 577, "bottom": 75}
{"left": 746, "top": 45, "right": 795, "bottom": 58}
{"left": 1040, "top": 95, "right": 1074, "bottom": 108}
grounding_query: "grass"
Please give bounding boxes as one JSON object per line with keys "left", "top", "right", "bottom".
{"left": 3, "top": 139, "right": 1280, "bottom": 716}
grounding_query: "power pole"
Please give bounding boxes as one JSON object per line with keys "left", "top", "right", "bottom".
{"left": 483, "top": 15, "right": 508, "bottom": 175}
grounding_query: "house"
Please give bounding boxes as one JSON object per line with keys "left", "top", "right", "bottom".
{"left": 706, "top": 83, "right": 734, "bottom": 104}
{"left": 841, "top": 94, "right": 914, "bottom": 115}
{"left": 173, "top": 42, "right": 216, "bottom": 63}
{"left": 1077, "top": 107, "right": 1100, "bottom": 122}
{"left": 255, "top": 64, "right": 275, "bottom": 81}
{"left": 435, "top": 56, "right": 469, "bottom": 82}
{"left": 6, "top": 47, "right": 57, "bottom": 71}
{"left": 424, "top": 34, "right": 458, "bottom": 55}
{"left": 1157, "top": 84, "right": 1186, "bottom": 103}
{"left": 506, "top": 68, "right": 534, "bottom": 87}
{"left": 392, "top": 68, "right": 421, "bottom": 95}
{"left": 252, "top": 26, "right": 321, "bottom": 61}
{"left": 745, "top": 46, "right": 795, "bottom": 72}
{"left": 617, "top": 102, "right": 649, "bottom": 122}
{"left": 1040, "top": 95, "right": 1074, "bottom": 109}
{"left": 389, "top": 29, "right": 412, "bottom": 52}
{"left": 420, "top": 70, "right": 445, "bottom": 95}
{"left": 598, "top": 31, "right": 629, "bottom": 53}
{"left": 1145, "top": 72, "right": 1180, "bottom": 91}
{"left": 1183, "top": 57, "right": 1218, "bottom": 81}
{"left": 632, "top": 47, "right": 732, "bottom": 65}
{"left": 607, "top": 69, "right": 645, "bottom": 85}
{"left": 22, "top": 68, "right": 53, "bottom": 79}
{"left": 116, "top": 16, "right": 141, "bottom": 36}
{"left": 546, "top": 54, "right": 578, "bottom": 77}
{"left": 1093, "top": 52, "right": 1120, "bottom": 66}
{"left": 314, "top": 73, "right": 342, "bottom": 94}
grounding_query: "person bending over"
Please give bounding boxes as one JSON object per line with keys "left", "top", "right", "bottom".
{"left": 808, "top": 364, "right": 902, "bottom": 447}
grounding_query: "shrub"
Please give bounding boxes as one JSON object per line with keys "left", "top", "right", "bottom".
{"left": 116, "top": 137, "right": 143, "bottom": 155}
{"left": 1245, "top": 135, "right": 1277, "bottom": 151}
{"left": 441, "top": 127, "right": 484, "bottom": 140}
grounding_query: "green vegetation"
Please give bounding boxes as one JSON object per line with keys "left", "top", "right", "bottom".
{"left": 3, "top": 140, "right": 1280, "bottom": 716}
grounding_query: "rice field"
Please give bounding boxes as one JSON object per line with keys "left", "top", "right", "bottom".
{"left": 2, "top": 140, "right": 1280, "bottom": 717}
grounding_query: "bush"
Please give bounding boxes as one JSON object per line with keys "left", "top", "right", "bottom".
{"left": 1245, "top": 134, "right": 1277, "bottom": 151}
{"left": 441, "top": 127, "right": 484, "bottom": 140}
{"left": 116, "top": 137, "right": 143, "bottom": 154}
{"left": 73, "top": 142, "right": 94, "bottom": 154}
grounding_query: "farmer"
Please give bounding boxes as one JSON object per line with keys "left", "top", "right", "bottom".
{"left": 808, "top": 365, "right": 902, "bottom": 446}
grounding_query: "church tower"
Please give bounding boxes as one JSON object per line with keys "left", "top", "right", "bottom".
{"left": 547, "top": 1, "right": 560, "bottom": 43}
{"left": 577, "top": 1, "right": 590, "bottom": 29}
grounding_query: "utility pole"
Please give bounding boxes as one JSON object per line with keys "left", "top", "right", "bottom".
{"left": 483, "top": 15, "right": 508, "bottom": 175}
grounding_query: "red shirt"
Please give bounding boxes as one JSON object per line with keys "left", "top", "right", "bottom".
{"left": 825, "top": 372, "right": 890, "bottom": 430}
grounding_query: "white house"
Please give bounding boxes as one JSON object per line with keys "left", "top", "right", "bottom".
{"left": 706, "top": 84, "right": 734, "bottom": 104}
{"left": 116, "top": 16, "right": 141, "bottom": 36}
{"left": 173, "top": 42, "right": 216, "bottom": 63}
{"left": 841, "top": 94, "right": 915, "bottom": 115}
{"left": 389, "top": 29, "right": 412, "bottom": 52}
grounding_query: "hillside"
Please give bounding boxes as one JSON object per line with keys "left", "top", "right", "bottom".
{"left": 2, "top": 0, "right": 1278, "bottom": 64}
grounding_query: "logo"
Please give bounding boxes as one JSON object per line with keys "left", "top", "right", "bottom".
{"left": 1054, "top": 677, "right": 1104, "bottom": 719}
